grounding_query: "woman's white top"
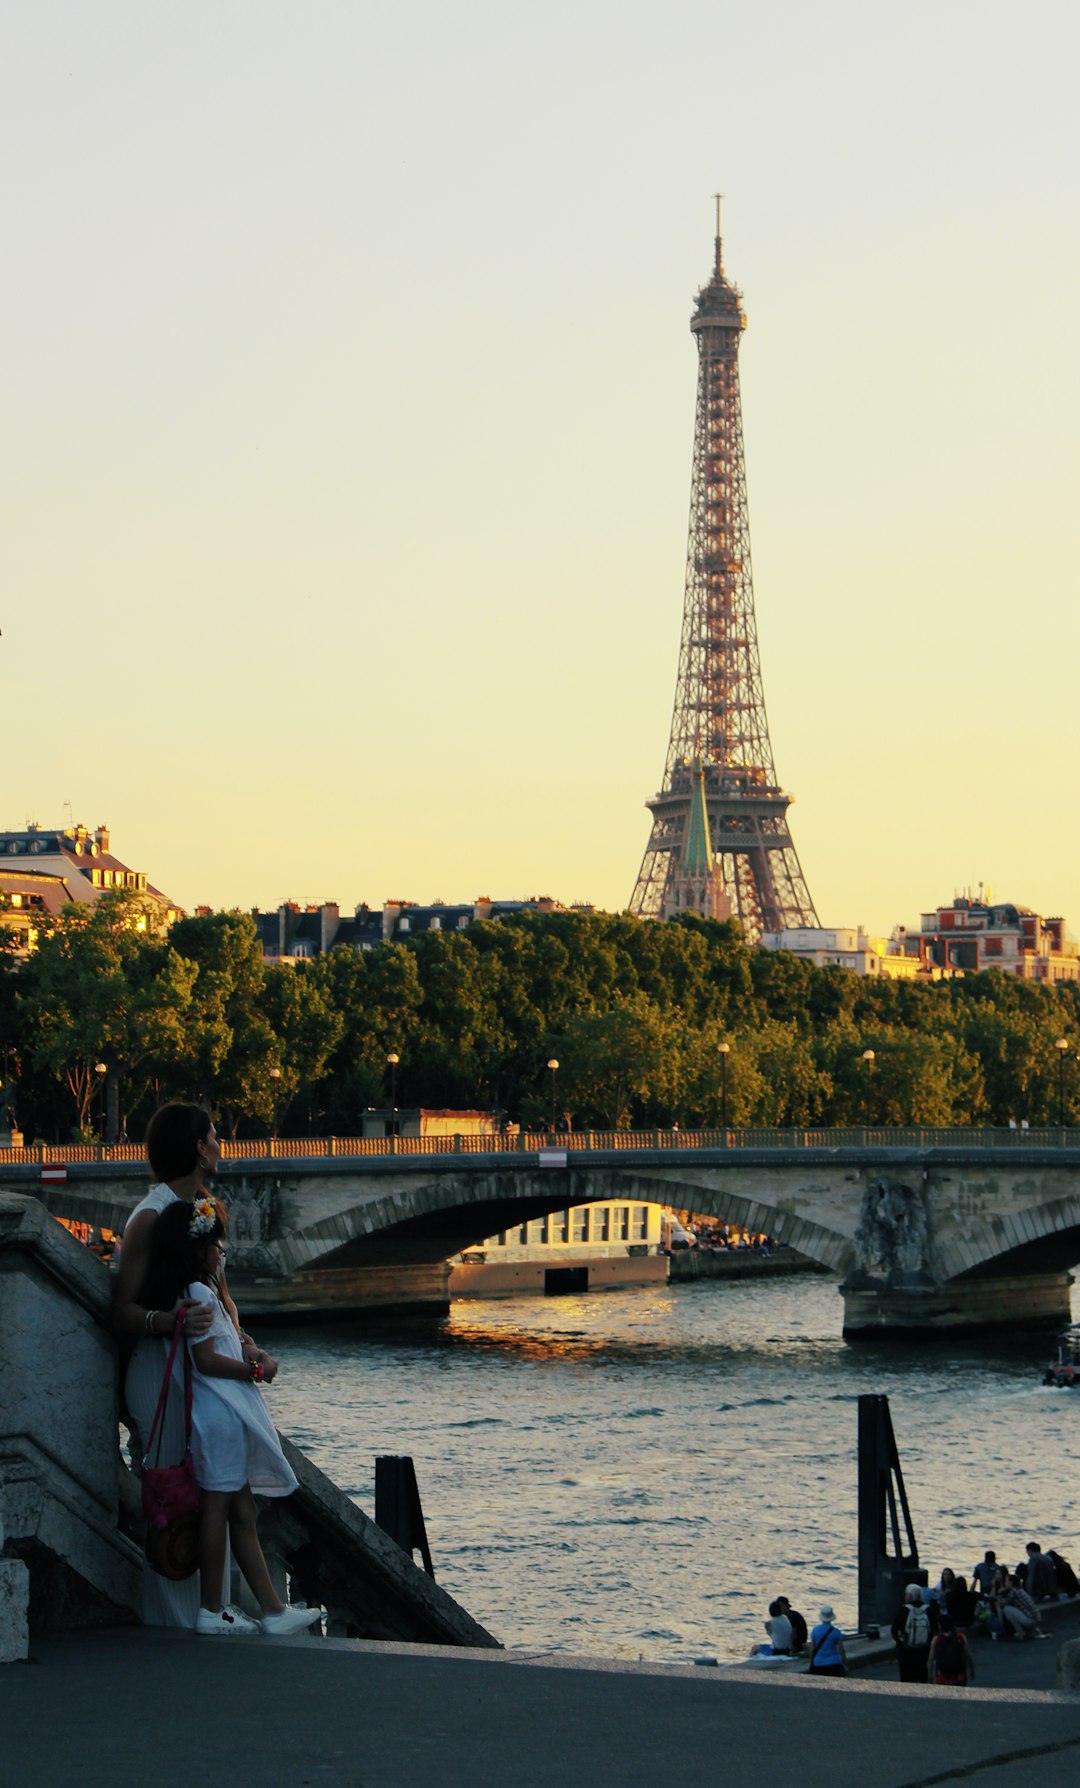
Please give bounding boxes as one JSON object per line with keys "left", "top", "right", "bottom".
{"left": 120, "top": 1181, "right": 179, "bottom": 1248}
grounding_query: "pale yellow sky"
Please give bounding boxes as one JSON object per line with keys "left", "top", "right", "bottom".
{"left": 4, "top": 2, "right": 1078, "bottom": 936}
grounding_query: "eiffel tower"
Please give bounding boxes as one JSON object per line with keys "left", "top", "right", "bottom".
{"left": 629, "top": 206, "right": 818, "bottom": 941}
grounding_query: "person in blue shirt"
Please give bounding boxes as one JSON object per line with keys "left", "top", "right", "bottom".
{"left": 807, "top": 1604, "right": 848, "bottom": 1676}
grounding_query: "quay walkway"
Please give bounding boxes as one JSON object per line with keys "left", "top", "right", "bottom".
{"left": 6, "top": 1618, "right": 1080, "bottom": 1788}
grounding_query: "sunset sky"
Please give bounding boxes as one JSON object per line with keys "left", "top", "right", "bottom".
{"left": 4, "top": 2, "right": 1078, "bottom": 938}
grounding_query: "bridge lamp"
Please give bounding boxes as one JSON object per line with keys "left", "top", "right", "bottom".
{"left": 546, "top": 1059, "right": 559, "bottom": 1132}
{"left": 861, "top": 1050, "right": 875, "bottom": 1128}
{"left": 94, "top": 1062, "right": 107, "bottom": 1145}
{"left": 718, "top": 1041, "right": 730, "bottom": 1131}
{"left": 386, "top": 1052, "right": 400, "bottom": 1116}
{"left": 1056, "top": 1039, "right": 1069, "bottom": 1128}
{"left": 269, "top": 1066, "right": 282, "bottom": 1140}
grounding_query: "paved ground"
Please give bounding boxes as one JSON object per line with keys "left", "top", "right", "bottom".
{"left": 5, "top": 1624, "right": 1080, "bottom": 1788}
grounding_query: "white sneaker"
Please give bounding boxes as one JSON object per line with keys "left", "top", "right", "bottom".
{"left": 260, "top": 1604, "right": 322, "bottom": 1637}
{"left": 196, "top": 1605, "right": 261, "bottom": 1637}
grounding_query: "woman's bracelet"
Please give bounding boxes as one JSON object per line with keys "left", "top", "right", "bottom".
{"left": 248, "top": 1358, "right": 266, "bottom": 1384}
{"left": 144, "top": 1309, "right": 158, "bottom": 1335}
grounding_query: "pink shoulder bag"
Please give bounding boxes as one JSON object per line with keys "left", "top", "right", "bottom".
{"left": 141, "top": 1311, "right": 200, "bottom": 1528}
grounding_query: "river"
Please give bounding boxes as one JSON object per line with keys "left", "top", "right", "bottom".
{"left": 260, "top": 1274, "right": 1080, "bottom": 1664}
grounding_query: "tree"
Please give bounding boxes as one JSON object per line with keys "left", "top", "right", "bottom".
{"left": 15, "top": 894, "right": 194, "bottom": 1138}
{"left": 551, "top": 995, "right": 677, "bottom": 1129}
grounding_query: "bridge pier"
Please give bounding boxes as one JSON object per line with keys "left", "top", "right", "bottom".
{"left": 841, "top": 1271, "right": 1074, "bottom": 1336}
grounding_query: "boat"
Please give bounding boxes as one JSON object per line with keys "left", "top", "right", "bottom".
{"left": 448, "top": 1200, "right": 670, "bottom": 1297}
{"left": 1042, "top": 1325, "right": 1080, "bottom": 1386}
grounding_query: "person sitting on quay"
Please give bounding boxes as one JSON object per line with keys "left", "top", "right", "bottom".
{"left": 1047, "top": 1549, "right": 1079, "bottom": 1598}
{"left": 945, "top": 1573, "right": 978, "bottom": 1633}
{"left": 807, "top": 1605, "right": 847, "bottom": 1677}
{"left": 1020, "top": 1541, "right": 1058, "bottom": 1603}
{"left": 928, "top": 1615, "right": 976, "bottom": 1687}
{"left": 891, "top": 1583, "right": 934, "bottom": 1684}
{"left": 775, "top": 1595, "right": 807, "bottom": 1653}
{"left": 989, "top": 1569, "right": 1048, "bottom": 1641}
{"left": 931, "top": 1566, "right": 956, "bottom": 1606}
{"left": 749, "top": 1599, "right": 793, "bottom": 1658}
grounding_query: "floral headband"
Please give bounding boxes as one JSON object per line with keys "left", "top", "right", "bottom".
{"left": 189, "top": 1197, "right": 218, "bottom": 1238}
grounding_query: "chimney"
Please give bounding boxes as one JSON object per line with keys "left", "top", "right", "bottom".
{"left": 95, "top": 824, "right": 110, "bottom": 855}
{"left": 320, "top": 903, "right": 340, "bottom": 954}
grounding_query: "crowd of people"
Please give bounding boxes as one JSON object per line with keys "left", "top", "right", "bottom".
{"left": 681, "top": 1220, "right": 777, "bottom": 1254}
{"left": 749, "top": 1596, "right": 847, "bottom": 1676}
{"left": 749, "top": 1541, "right": 1077, "bottom": 1686}
{"left": 891, "top": 1542, "right": 1077, "bottom": 1685}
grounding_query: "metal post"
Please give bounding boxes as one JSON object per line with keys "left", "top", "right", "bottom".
{"left": 857, "top": 1394, "right": 924, "bottom": 1630}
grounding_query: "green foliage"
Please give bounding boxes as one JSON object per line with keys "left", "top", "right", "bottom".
{"left": 3, "top": 903, "right": 1080, "bottom": 1140}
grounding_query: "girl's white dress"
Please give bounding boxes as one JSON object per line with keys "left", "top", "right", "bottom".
{"left": 177, "top": 1281, "right": 298, "bottom": 1498}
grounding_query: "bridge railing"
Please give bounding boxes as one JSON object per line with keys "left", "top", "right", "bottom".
{"left": 0, "top": 1124, "right": 1075, "bottom": 1168}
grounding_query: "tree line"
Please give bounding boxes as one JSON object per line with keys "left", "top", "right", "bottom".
{"left": 1, "top": 893, "right": 1078, "bottom": 1143}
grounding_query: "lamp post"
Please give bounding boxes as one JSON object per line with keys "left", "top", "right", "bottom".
{"left": 386, "top": 1051, "right": 399, "bottom": 1124}
{"left": 1056, "top": 1038, "right": 1068, "bottom": 1128}
{"left": 718, "top": 1041, "right": 730, "bottom": 1131}
{"left": 269, "top": 1066, "right": 281, "bottom": 1140}
{"left": 546, "top": 1058, "right": 559, "bottom": 1133}
{"left": 861, "top": 1049, "right": 875, "bottom": 1128}
{"left": 94, "top": 1062, "right": 107, "bottom": 1144}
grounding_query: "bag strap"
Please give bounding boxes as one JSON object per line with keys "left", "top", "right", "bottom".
{"left": 143, "top": 1309, "right": 192, "bottom": 1465}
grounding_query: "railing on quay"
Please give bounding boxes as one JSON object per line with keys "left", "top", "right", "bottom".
{"left": 1, "top": 1124, "right": 1077, "bottom": 1168}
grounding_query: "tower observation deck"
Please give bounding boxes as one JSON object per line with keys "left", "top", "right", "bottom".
{"left": 628, "top": 211, "right": 818, "bottom": 941}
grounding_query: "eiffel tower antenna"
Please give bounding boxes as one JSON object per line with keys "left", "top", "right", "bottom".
{"left": 628, "top": 207, "right": 818, "bottom": 940}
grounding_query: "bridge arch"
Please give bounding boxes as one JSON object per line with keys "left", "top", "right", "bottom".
{"left": 936, "top": 1193, "right": 1080, "bottom": 1283}
{"left": 274, "top": 1166, "right": 853, "bottom": 1280}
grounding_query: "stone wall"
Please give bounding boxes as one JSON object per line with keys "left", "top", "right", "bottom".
{"left": 0, "top": 1192, "right": 500, "bottom": 1661}
{"left": 0, "top": 1194, "right": 142, "bottom": 1658}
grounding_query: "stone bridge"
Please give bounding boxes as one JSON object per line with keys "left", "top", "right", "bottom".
{"left": 4, "top": 1133, "right": 1080, "bottom": 1334}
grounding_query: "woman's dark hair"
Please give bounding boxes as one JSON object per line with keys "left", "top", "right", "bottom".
{"left": 140, "top": 1199, "right": 226, "bottom": 1312}
{"left": 145, "top": 1103, "right": 212, "bottom": 1182}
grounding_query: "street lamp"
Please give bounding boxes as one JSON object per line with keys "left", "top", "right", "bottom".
{"left": 861, "top": 1050, "right": 875, "bottom": 1127}
{"left": 269, "top": 1066, "right": 281, "bottom": 1140}
{"left": 94, "top": 1062, "right": 107, "bottom": 1144}
{"left": 386, "top": 1051, "right": 399, "bottom": 1118}
{"left": 546, "top": 1058, "right": 559, "bottom": 1133}
{"left": 1056, "top": 1038, "right": 1069, "bottom": 1128}
{"left": 718, "top": 1041, "right": 730, "bottom": 1131}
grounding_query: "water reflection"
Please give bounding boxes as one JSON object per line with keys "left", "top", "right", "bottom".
{"left": 262, "top": 1276, "right": 1080, "bottom": 1663}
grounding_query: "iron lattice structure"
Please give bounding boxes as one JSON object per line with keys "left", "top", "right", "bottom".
{"left": 629, "top": 218, "right": 818, "bottom": 940}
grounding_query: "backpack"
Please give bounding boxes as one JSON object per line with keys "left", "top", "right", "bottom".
{"left": 934, "top": 1631, "right": 965, "bottom": 1677}
{"left": 1049, "top": 1551, "right": 1079, "bottom": 1596}
{"left": 903, "top": 1605, "right": 930, "bottom": 1648}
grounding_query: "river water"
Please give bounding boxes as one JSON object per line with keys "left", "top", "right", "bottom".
{"left": 260, "top": 1274, "right": 1080, "bottom": 1664}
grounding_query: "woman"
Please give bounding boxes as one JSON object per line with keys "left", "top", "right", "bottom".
{"left": 112, "top": 1102, "right": 267, "bottom": 1626}
{"left": 807, "top": 1604, "right": 848, "bottom": 1677}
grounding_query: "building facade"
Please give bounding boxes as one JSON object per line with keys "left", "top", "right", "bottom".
{"left": 896, "top": 898, "right": 1079, "bottom": 982}
{"left": 760, "top": 925, "right": 926, "bottom": 979}
{"left": 0, "top": 822, "right": 180, "bottom": 955}
{"left": 252, "top": 895, "right": 594, "bottom": 963}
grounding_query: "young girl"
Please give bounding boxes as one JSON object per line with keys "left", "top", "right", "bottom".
{"left": 141, "top": 1197, "right": 321, "bottom": 1638}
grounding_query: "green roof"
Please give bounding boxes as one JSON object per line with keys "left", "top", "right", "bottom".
{"left": 682, "top": 759, "right": 714, "bottom": 876}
